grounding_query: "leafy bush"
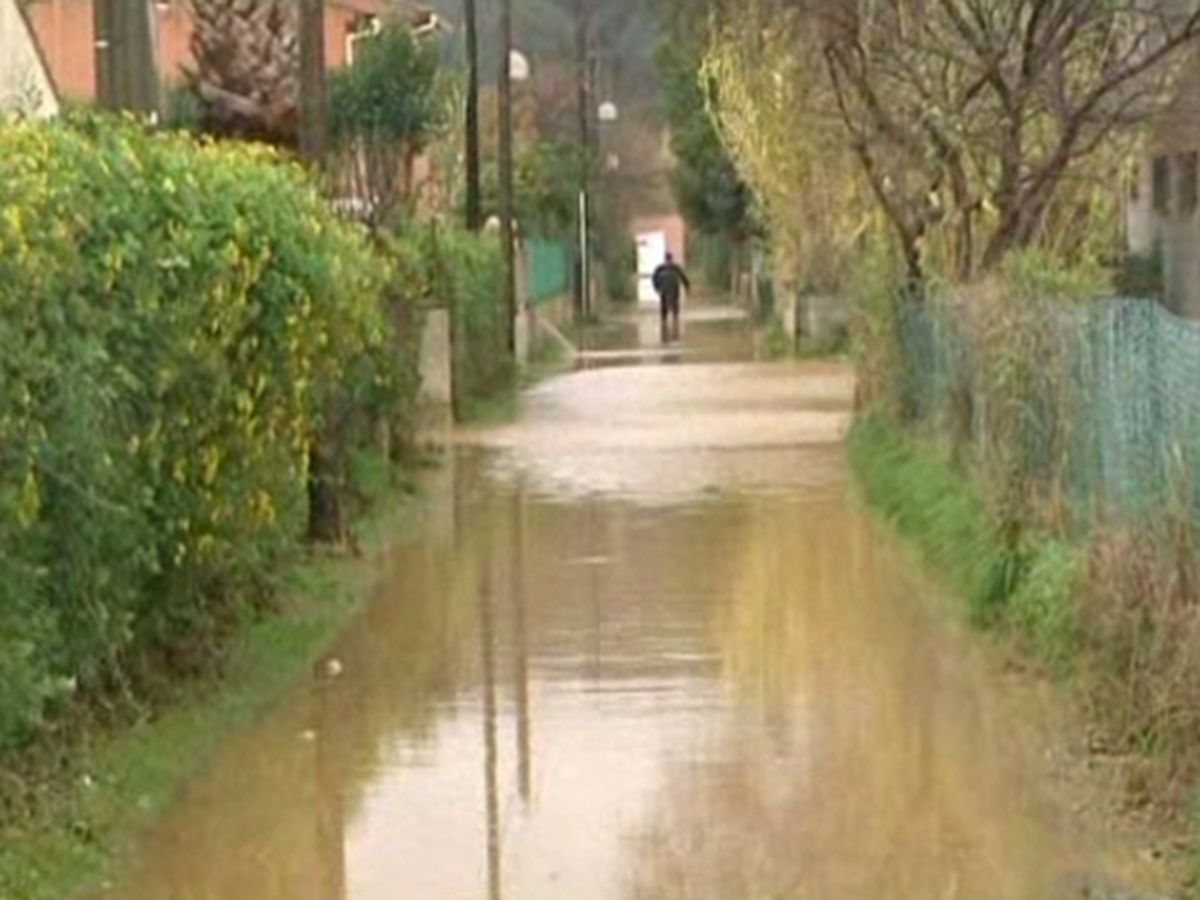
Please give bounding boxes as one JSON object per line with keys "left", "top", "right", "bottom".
{"left": 329, "top": 25, "right": 444, "bottom": 230}
{"left": 481, "top": 139, "right": 585, "bottom": 239}
{"left": 998, "top": 247, "right": 1111, "bottom": 303}
{"left": 1116, "top": 245, "right": 1164, "bottom": 300}
{"left": 0, "top": 116, "right": 410, "bottom": 753}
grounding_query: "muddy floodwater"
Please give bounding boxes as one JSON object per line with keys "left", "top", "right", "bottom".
{"left": 100, "top": 310, "right": 1167, "bottom": 899}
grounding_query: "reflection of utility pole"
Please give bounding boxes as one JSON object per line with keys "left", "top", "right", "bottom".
{"left": 574, "top": 0, "right": 592, "bottom": 323}
{"left": 479, "top": 561, "right": 502, "bottom": 900}
{"left": 93, "top": 0, "right": 159, "bottom": 114}
{"left": 589, "top": 499, "right": 602, "bottom": 683}
{"left": 463, "top": 0, "right": 482, "bottom": 231}
{"left": 511, "top": 486, "right": 531, "bottom": 805}
{"left": 314, "top": 687, "right": 346, "bottom": 900}
{"left": 498, "top": 0, "right": 518, "bottom": 356}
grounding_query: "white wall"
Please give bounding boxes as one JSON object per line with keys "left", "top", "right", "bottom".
{"left": 0, "top": 0, "right": 58, "bottom": 117}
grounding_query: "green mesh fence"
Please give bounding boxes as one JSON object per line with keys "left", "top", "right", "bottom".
{"left": 894, "top": 297, "right": 1200, "bottom": 524}
{"left": 526, "top": 237, "right": 571, "bottom": 305}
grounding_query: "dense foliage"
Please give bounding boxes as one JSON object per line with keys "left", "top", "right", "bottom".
{"left": 481, "top": 138, "right": 584, "bottom": 238}
{"left": 329, "top": 26, "right": 445, "bottom": 229}
{"left": 0, "top": 116, "right": 414, "bottom": 752}
{"left": 694, "top": 0, "right": 1199, "bottom": 286}
{"left": 655, "top": 28, "right": 753, "bottom": 245}
{"left": 387, "top": 223, "right": 512, "bottom": 411}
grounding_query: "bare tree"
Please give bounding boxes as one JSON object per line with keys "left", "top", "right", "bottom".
{"left": 819, "top": 0, "right": 1200, "bottom": 279}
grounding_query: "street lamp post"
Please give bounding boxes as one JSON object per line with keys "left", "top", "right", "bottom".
{"left": 499, "top": 0, "right": 517, "bottom": 356}
{"left": 575, "top": 0, "right": 592, "bottom": 323}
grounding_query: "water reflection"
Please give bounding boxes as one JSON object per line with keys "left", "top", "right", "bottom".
{"left": 510, "top": 486, "right": 532, "bottom": 807}
{"left": 98, "top": 355, "right": 1161, "bottom": 900}
{"left": 479, "top": 557, "right": 501, "bottom": 900}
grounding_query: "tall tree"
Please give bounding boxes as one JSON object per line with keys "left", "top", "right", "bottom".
{"left": 329, "top": 26, "right": 443, "bottom": 231}
{"left": 656, "top": 3, "right": 756, "bottom": 288}
{"left": 703, "top": 1, "right": 873, "bottom": 294}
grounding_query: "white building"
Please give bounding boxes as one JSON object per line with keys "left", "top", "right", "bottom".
{"left": 0, "top": 0, "right": 59, "bottom": 118}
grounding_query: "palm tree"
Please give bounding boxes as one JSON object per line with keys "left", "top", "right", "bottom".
{"left": 187, "top": 0, "right": 300, "bottom": 145}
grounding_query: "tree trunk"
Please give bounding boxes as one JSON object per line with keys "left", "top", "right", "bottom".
{"left": 297, "top": 0, "right": 326, "bottom": 163}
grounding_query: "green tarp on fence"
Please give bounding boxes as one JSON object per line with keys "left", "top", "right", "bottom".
{"left": 526, "top": 237, "right": 570, "bottom": 305}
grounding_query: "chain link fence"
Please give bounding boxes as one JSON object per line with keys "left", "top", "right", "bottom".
{"left": 894, "top": 296, "right": 1200, "bottom": 526}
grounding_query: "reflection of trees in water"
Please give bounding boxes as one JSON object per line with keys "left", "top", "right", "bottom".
{"left": 628, "top": 500, "right": 1070, "bottom": 900}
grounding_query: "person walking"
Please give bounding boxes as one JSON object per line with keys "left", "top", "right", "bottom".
{"left": 651, "top": 252, "right": 690, "bottom": 343}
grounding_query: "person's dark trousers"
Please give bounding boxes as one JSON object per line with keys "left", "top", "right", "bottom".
{"left": 660, "top": 294, "right": 680, "bottom": 343}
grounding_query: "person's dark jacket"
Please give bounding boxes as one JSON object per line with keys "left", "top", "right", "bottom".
{"left": 652, "top": 262, "right": 691, "bottom": 301}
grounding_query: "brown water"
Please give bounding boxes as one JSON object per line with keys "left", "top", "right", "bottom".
{"left": 99, "top": 310, "right": 1165, "bottom": 900}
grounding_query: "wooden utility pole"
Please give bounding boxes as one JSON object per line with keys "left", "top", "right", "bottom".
{"left": 498, "top": 0, "right": 517, "bottom": 355}
{"left": 298, "top": 0, "right": 339, "bottom": 543}
{"left": 574, "top": 0, "right": 592, "bottom": 321}
{"left": 464, "top": 0, "right": 482, "bottom": 231}
{"left": 298, "top": 0, "right": 327, "bottom": 164}
{"left": 93, "top": 0, "right": 159, "bottom": 115}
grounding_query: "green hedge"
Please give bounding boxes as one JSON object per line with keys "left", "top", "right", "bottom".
{"left": 0, "top": 116, "right": 410, "bottom": 751}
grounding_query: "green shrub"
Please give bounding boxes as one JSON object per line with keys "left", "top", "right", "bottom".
{"left": 1116, "top": 244, "right": 1164, "bottom": 300}
{"left": 848, "top": 416, "right": 1082, "bottom": 665}
{"left": 1007, "top": 539, "right": 1082, "bottom": 673}
{"left": 0, "top": 115, "right": 409, "bottom": 752}
{"left": 847, "top": 417, "right": 1009, "bottom": 622}
{"left": 998, "top": 246, "right": 1111, "bottom": 302}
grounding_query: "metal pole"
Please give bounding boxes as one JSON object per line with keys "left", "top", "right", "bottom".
{"left": 575, "top": 0, "right": 591, "bottom": 321}
{"left": 499, "top": 0, "right": 517, "bottom": 356}
{"left": 578, "top": 190, "right": 589, "bottom": 320}
{"left": 463, "top": 0, "right": 482, "bottom": 231}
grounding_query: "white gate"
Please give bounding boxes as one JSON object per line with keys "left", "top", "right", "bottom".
{"left": 636, "top": 231, "right": 667, "bottom": 306}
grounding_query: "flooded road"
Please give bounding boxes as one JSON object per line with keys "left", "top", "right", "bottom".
{"left": 101, "top": 309, "right": 1163, "bottom": 899}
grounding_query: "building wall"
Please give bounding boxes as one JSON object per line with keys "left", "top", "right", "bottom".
{"left": 1137, "top": 51, "right": 1200, "bottom": 317}
{"left": 26, "top": 0, "right": 374, "bottom": 103}
{"left": 1, "top": 0, "right": 59, "bottom": 116}
{"left": 632, "top": 213, "right": 687, "bottom": 266}
{"left": 24, "top": 0, "right": 94, "bottom": 101}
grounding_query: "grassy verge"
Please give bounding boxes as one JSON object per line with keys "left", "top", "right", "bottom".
{"left": 846, "top": 416, "right": 1081, "bottom": 672}
{"left": 0, "top": 467, "right": 430, "bottom": 900}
